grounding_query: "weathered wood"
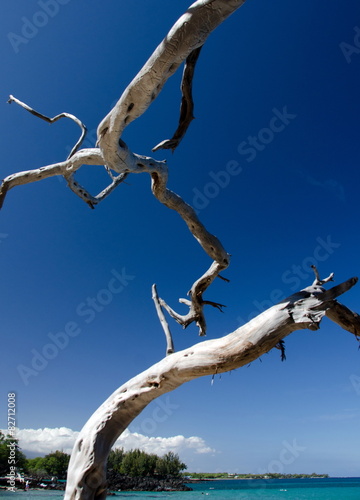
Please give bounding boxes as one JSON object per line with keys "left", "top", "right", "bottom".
{"left": 152, "top": 284, "right": 175, "bottom": 355}
{"left": 2, "top": 2, "right": 360, "bottom": 500}
{"left": 326, "top": 301, "right": 360, "bottom": 338}
{"left": 1, "top": 1, "right": 240, "bottom": 335}
{"left": 64, "top": 276, "right": 359, "bottom": 500}
{"left": 97, "top": 0, "right": 246, "bottom": 170}
{"left": 152, "top": 46, "right": 203, "bottom": 152}
{"left": 7, "top": 95, "right": 87, "bottom": 158}
{"left": 0, "top": 149, "right": 104, "bottom": 209}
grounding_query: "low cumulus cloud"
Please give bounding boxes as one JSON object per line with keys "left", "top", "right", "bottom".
{"left": 16, "top": 428, "right": 78, "bottom": 455}
{"left": 116, "top": 429, "right": 215, "bottom": 455}
{"left": 4, "top": 427, "right": 215, "bottom": 457}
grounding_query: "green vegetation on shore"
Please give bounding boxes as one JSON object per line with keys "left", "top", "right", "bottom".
{"left": 108, "top": 448, "right": 186, "bottom": 477}
{"left": 1, "top": 431, "right": 329, "bottom": 485}
{"left": 1, "top": 431, "right": 186, "bottom": 481}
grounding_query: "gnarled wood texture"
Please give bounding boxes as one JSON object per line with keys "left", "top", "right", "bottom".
{"left": 64, "top": 276, "right": 359, "bottom": 500}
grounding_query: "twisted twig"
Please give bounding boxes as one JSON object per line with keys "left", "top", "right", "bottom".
{"left": 8, "top": 95, "right": 87, "bottom": 158}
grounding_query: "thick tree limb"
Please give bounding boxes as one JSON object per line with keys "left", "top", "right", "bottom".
{"left": 97, "top": 0, "right": 246, "bottom": 170}
{"left": 326, "top": 302, "right": 360, "bottom": 338}
{"left": 64, "top": 275, "right": 359, "bottom": 500}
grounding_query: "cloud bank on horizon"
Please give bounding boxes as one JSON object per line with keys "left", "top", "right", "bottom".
{"left": 2, "top": 427, "right": 215, "bottom": 458}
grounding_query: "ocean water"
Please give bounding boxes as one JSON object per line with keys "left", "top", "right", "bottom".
{"left": 1, "top": 478, "right": 360, "bottom": 499}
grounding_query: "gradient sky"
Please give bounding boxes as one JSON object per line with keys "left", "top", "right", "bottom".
{"left": 1, "top": 0, "right": 360, "bottom": 477}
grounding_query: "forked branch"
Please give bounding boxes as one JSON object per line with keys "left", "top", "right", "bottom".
{"left": 1, "top": 1, "right": 243, "bottom": 335}
{"left": 1, "top": 97, "right": 129, "bottom": 209}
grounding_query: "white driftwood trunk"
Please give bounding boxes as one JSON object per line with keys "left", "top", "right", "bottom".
{"left": 64, "top": 277, "right": 360, "bottom": 500}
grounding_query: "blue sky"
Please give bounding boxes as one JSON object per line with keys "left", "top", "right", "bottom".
{"left": 1, "top": 0, "right": 360, "bottom": 477}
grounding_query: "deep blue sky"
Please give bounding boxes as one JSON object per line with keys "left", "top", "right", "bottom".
{"left": 1, "top": 0, "right": 360, "bottom": 476}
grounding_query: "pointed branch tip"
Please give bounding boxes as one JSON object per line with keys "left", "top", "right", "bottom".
{"left": 7, "top": 94, "right": 87, "bottom": 159}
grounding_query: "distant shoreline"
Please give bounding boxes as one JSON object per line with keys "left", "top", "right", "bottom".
{"left": 197, "top": 476, "right": 330, "bottom": 480}
{"left": 186, "top": 474, "right": 330, "bottom": 482}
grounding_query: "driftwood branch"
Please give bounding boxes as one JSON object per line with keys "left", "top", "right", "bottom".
{"left": 152, "top": 284, "right": 175, "bottom": 355}
{"left": 0, "top": 149, "right": 104, "bottom": 209}
{"left": 158, "top": 261, "right": 228, "bottom": 336}
{"left": 1, "top": 1, "right": 242, "bottom": 334}
{"left": 96, "top": 0, "right": 246, "bottom": 170}
{"left": 1, "top": 99, "right": 230, "bottom": 333}
{"left": 325, "top": 302, "right": 360, "bottom": 338}
{"left": 311, "top": 264, "right": 334, "bottom": 286}
{"left": 7, "top": 95, "right": 87, "bottom": 159}
{"left": 64, "top": 275, "right": 360, "bottom": 500}
{"left": 65, "top": 171, "right": 129, "bottom": 209}
{"left": 152, "top": 46, "right": 203, "bottom": 152}
{"left": 3, "top": 97, "right": 131, "bottom": 210}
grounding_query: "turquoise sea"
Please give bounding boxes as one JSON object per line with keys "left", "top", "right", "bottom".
{"left": 1, "top": 478, "right": 360, "bottom": 499}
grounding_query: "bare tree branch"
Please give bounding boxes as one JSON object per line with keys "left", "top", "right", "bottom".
{"left": 7, "top": 95, "right": 87, "bottom": 159}
{"left": 97, "top": 0, "right": 246, "bottom": 170}
{"left": 152, "top": 284, "right": 175, "bottom": 355}
{"left": 65, "top": 171, "right": 129, "bottom": 209}
{"left": 152, "top": 46, "right": 203, "bottom": 152}
{"left": 1, "top": 1, "right": 241, "bottom": 335}
{"left": 311, "top": 264, "right": 334, "bottom": 286}
{"left": 326, "top": 301, "right": 360, "bottom": 338}
{"left": 0, "top": 149, "right": 103, "bottom": 209}
{"left": 64, "top": 275, "right": 360, "bottom": 500}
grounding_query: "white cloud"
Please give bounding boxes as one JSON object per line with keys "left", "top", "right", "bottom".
{"left": 114, "top": 429, "right": 215, "bottom": 455}
{"left": 16, "top": 427, "right": 79, "bottom": 455}
{"left": 2, "top": 427, "right": 215, "bottom": 458}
